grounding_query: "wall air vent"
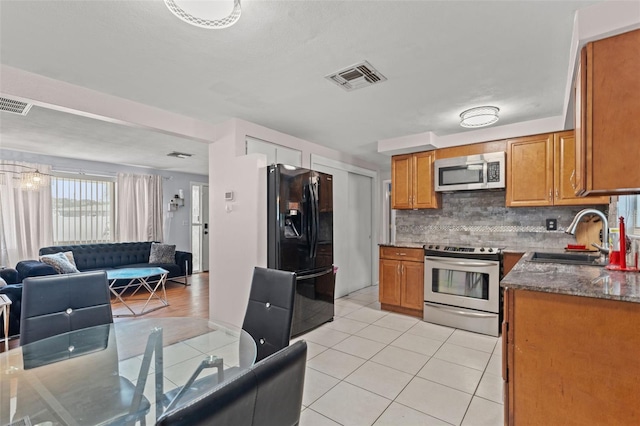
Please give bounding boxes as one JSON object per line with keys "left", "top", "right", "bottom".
{"left": 0, "top": 96, "right": 32, "bottom": 115}
{"left": 325, "top": 61, "right": 387, "bottom": 92}
{"left": 167, "top": 151, "right": 193, "bottom": 159}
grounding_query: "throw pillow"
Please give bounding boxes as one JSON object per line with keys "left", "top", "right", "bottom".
{"left": 40, "top": 252, "right": 80, "bottom": 274}
{"left": 63, "top": 251, "right": 78, "bottom": 268}
{"left": 149, "top": 243, "right": 176, "bottom": 264}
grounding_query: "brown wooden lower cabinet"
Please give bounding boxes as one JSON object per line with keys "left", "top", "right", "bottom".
{"left": 379, "top": 246, "right": 424, "bottom": 317}
{"left": 503, "top": 288, "right": 640, "bottom": 425}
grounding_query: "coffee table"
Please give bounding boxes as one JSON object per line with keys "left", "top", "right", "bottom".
{"left": 106, "top": 267, "right": 169, "bottom": 317}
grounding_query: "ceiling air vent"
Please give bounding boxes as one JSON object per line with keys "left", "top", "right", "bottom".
{"left": 325, "top": 61, "right": 387, "bottom": 92}
{"left": 0, "top": 96, "right": 32, "bottom": 116}
{"left": 167, "top": 151, "right": 193, "bottom": 159}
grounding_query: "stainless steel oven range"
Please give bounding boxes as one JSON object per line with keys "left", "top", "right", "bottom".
{"left": 423, "top": 245, "right": 501, "bottom": 337}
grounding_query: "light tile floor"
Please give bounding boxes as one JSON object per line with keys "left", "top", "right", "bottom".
{"left": 293, "top": 285, "right": 503, "bottom": 426}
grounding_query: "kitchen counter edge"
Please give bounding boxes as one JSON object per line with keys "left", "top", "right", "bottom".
{"left": 379, "top": 243, "right": 425, "bottom": 249}
{"left": 500, "top": 252, "right": 640, "bottom": 304}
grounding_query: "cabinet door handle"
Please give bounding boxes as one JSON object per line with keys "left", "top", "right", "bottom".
{"left": 555, "top": 188, "right": 559, "bottom": 198}
{"left": 548, "top": 189, "right": 552, "bottom": 201}
{"left": 397, "top": 264, "right": 400, "bottom": 277}
{"left": 570, "top": 169, "right": 576, "bottom": 190}
{"left": 402, "top": 264, "right": 405, "bottom": 274}
{"left": 398, "top": 253, "right": 406, "bottom": 256}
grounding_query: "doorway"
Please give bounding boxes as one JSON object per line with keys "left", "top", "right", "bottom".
{"left": 190, "top": 183, "right": 210, "bottom": 273}
{"left": 382, "top": 179, "right": 395, "bottom": 244}
{"left": 348, "top": 173, "right": 373, "bottom": 292}
{"left": 312, "top": 161, "right": 374, "bottom": 298}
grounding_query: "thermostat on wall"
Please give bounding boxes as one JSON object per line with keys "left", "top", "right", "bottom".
{"left": 224, "top": 191, "right": 234, "bottom": 201}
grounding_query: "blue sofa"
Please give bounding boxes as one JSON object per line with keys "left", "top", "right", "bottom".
{"left": 37, "top": 242, "right": 192, "bottom": 284}
{"left": 0, "top": 242, "right": 193, "bottom": 338}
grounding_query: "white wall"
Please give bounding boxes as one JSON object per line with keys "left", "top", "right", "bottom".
{"left": 0, "top": 65, "right": 217, "bottom": 143}
{"left": 208, "top": 119, "right": 380, "bottom": 326}
{"left": 208, "top": 123, "right": 267, "bottom": 326}
{"left": 0, "top": 148, "right": 206, "bottom": 252}
{"left": 236, "top": 119, "right": 379, "bottom": 171}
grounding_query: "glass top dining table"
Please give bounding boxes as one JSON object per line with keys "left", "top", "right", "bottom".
{"left": 0, "top": 317, "right": 257, "bottom": 425}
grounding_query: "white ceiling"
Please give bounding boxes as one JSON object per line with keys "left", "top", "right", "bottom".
{"left": 0, "top": 0, "right": 615, "bottom": 175}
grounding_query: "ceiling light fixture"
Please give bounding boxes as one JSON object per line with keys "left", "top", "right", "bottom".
{"left": 21, "top": 169, "right": 51, "bottom": 191}
{"left": 459, "top": 106, "right": 500, "bottom": 128}
{"left": 164, "top": 0, "right": 241, "bottom": 29}
{"left": 0, "top": 164, "right": 52, "bottom": 191}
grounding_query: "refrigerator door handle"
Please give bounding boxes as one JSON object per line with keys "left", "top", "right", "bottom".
{"left": 310, "top": 179, "right": 319, "bottom": 258}
{"left": 304, "top": 182, "right": 313, "bottom": 258}
{"left": 313, "top": 180, "right": 320, "bottom": 257}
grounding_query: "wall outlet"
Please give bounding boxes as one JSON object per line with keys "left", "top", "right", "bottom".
{"left": 546, "top": 218, "right": 558, "bottom": 231}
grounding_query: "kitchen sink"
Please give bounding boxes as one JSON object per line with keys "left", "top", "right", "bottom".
{"left": 528, "top": 251, "right": 603, "bottom": 266}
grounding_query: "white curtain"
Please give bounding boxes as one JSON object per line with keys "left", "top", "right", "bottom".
{"left": 0, "top": 161, "right": 54, "bottom": 266}
{"left": 117, "top": 173, "right": 164, "bottom": 242}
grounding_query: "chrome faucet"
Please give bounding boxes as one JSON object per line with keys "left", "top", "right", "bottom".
{"left": 565, "top": 208, "right": 609, "bottom": 263}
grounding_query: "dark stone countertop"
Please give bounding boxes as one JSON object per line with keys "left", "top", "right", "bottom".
{"left": 501, "top": 252, "right": 640, "bottom": 304}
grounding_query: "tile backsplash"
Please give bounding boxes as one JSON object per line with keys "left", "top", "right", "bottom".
{"left": 395, "top": 191, "right": 607, "bottom": 249}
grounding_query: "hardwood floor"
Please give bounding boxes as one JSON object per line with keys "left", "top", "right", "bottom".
{"left": 1, "top": 272, "right": 209, "bottom": 352}
{"left": 112, "top": 272, "right": 209, "bottom": 320}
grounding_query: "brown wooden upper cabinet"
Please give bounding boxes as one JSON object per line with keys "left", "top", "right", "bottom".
{"left": 575, "top": 28, "right": 640, "bottom": 195}
{"left": 391, "top": 151, "right": 440, "bottom": 209}
{"left": 506, "top": 131, "right": 609, "bottom": 207}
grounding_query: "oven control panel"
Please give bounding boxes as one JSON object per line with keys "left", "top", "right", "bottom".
{"left": 424, "top": 245, "right": 501, "bottom": 261}
{"left": 424, "top": 245, "right": 500, "bottom": 254}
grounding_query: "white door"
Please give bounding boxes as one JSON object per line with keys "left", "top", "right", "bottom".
{"left": 348, "top": 173, "right": 373, "bottom": 293}
{"left": 312, "top": 164, "right": 373, "bottom": 297}
{"left": 190, "top": 183, "right": 210, "bottom": 273}
{"left": 201, "top": 185, "right": 210, "bottom": 271}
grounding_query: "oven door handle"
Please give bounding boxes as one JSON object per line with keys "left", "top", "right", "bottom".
{"left": 424, "top": 302, "right": 497, "bottom": 318}
{"left": 427, "top": 258, "right": 497, "bottom": 268}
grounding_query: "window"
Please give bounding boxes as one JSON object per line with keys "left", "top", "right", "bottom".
{"left": 618, "top": 195, "right": 640, "bottom": 235}
{"left": 51, "top": 173, "right": 115, "bottom": 244}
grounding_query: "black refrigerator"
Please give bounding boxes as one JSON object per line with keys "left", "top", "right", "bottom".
{"left": 267, "top": 164, "right": 335, "bottom": 336}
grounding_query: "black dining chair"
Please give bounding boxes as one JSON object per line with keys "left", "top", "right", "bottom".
{"left": 242, "top": 266, "right": 297, "bottom": 362}
{"left": 156, "top": 340, "right": 307, "bottom": 426}
{"left": 15, "top": 271, "right": 150, "bottom": 425}
{"left": 20, "top": 270, "right": 114, "bottom": 345}
{"left": 162, "top": 266, "right": 297, "bottom": 409}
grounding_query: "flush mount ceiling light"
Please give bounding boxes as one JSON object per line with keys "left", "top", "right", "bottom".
{"left": 459, "top": 106, "right": 500, "bottom": 128}
{"left": 164, "top": 0, "right": 241, "bottom": 29}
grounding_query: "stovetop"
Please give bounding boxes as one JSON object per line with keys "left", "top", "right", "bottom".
{"left": 424, "top": 244, "right": 502, "bottom": 260}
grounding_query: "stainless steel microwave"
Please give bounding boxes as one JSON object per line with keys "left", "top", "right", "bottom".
{"left": 434, "top": 151, "right": 505, "bottom": 192}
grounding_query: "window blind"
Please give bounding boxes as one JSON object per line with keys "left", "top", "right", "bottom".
{"left": 51, "top": 174, "right": 115, "bottom": 244}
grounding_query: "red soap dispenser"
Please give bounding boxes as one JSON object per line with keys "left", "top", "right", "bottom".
{"left": 606, "top": 217, "right": 638, "bottom": 272}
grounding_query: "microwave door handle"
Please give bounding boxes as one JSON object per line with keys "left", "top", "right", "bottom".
{"left": 430, "top": 258, "right": 498, "bottom": 268}
{"left": 482, "top": 161, "right": 488, "bottom": 187}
